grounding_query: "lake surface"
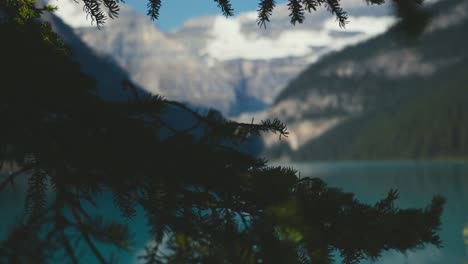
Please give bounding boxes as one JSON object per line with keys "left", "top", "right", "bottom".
{"left": 1, "top": 161, "right": 468, "bottom": 263}
{"left": 283, "top": 161, "right": 468, "bottom": 264}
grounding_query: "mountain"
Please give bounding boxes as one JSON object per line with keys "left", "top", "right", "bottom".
{"left": 73, "top": 6, "right": 236, "bottom": 114}
{"left": 261, "top": 0, "right": 468, "bottom": 161}
{"left": 49, "top": 0, "right": 395, "bottom": 116}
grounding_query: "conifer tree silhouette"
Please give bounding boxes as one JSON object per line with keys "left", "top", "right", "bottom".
{"left": 0, "top": 1, "right": 444, "bottom": 263}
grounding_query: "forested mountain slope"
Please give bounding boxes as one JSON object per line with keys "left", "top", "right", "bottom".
{"left": 263, "top": 0, "right": 468, "bottom": 161}
{"left": 293, "top": 58, "right": 468, "bottom": 160}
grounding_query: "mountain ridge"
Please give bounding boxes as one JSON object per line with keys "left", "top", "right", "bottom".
{"left": 49, "top": 0, "right": 395, "bottom": 116}
{"left": 262, "top": 0, "right": 468, "bottom": 161}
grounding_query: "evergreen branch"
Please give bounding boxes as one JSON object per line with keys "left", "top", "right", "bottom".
{"left": 66, "top": 195, "right": 93, "bottom": 220}
{"left": 288, "top": 0, "right": 305, "bottom": 25}
{"left": 147, "top": 0, "right": 162, "bottom": 20}
{"left": 122, "top": 79, "right": 141, "bottom": 100}
{"left": 122, "top": 80, "right": 168, "bottom": 115}
{"left": 102, "top": 0, "right": 120, "bottom": 19}
{"left": 126, "top": 94, "right": 167, "bottom": 115}
{"left": 85, "top": 216, "right": 131, "bottom": 249}
{"left": 259, "top": 118, "right": 289, "bottom": 139}
{"left": 375, "top": 189, "right": 399, "bottom": 212}
{"left": 163, "top": 99, "right": 289, "bottom": 139}
{"left": 301, "top": 0, "right": 318, "bottom": 12}
{"left": 0, "top": 166, "right": 33, "bottom": 191}
{"left": 324, "top": 0, "right": 348, "bottom": 28}
{"left": 113, "top": 191, "right": 137, "bottom": 218}
{"left": 63, "top": 0, "right": 384, "bottom": 28}
{"left": 126, "top": 94, "right": 288, "bottom": 143}
{"left": 67, "top": 198, "right": 131, "bottom": 250}
{"left": 214, "top": 0, "right": 234, "bottom": 17}
{"left": 25, "top": 169, "right": 48, "bottom": 220}
{"left": 139, "top": 242, "right": 167, "bottom": 264}
{"left": 257, "top": 0, "right": 276, "bottom": 28}
{"left": 61, "top": 231, "right": 79, "bottom": 264}
{"left": 365, "top": 0, "right": 385, "bottom": 4}
{"left": 139, "top": 245, "right": 158, "bottom": 264}
{"left": 82, "top": 0, "right": 107, "bottom": 28}
{"left": 71, "top": 208, "right": 110, "bottom": 264}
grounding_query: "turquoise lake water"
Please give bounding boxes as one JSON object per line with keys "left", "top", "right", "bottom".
{"left": 283, "top": 161, "right": 468, "bottom": 264}
{"left": 2, "top": 161, "right": 468, "bottom": 263}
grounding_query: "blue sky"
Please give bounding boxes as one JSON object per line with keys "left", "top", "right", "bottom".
{"left": 124, "top": 0, "right": 287, "bottom": 31}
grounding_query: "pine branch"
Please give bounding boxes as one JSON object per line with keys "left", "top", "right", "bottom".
{"left": 82, "top": 0, "right": 107, "bottom": 28}
{"left": 113, "top": 191, "right": 137, "bottom": 218}
{"left": 0, "top": 166, "right": 33, "bottom": 191}
{"left": 257, "top": 0, "right": 276, "bottom": 28}
{"left": 61, "top": 231, "right": 80, "bottom": 264}
{"left": 147, "top": 0, "right": 162, "bottom": 20}
{"left": 301, "top": 0, "right": 318, "bottom": 12}
{"left": 164, "top": 99, "right": 289, "bottom": 139}
{"left": 65, "top": 0, "right": 383, "bottom": 28}
{"left": 126, "top": 93, "right": 167, "bottom": 115}
{"left": 324, "top": 0, "right": 348, "bottom": 28}
{"left": 375, "top": 189, "right": 399, "bottom": 213}
{"left": 102, "top": 0, "right": 120, "bottom": 19}
{"left": 126, "top": 93, "right": 289, "bottom": 143}
{"left": 71, "top": 208, "right": 111, "bottom": 264}
{"left": 138, "top": 242, "right": 166, "bottom": 264}
{"left": 214, "top": 0, "right": 234, "bottom": 17}
{"left": 25, "top": 169, "right": 48, "bottom": 220}
{"left": 365, "top": 0, "right": 385, "bottom": 4}
{"left": 288, "top": 0, "right": 305, "bottom": 25}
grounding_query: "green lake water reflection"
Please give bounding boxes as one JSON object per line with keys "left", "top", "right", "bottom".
{"left": 283, "top": 161, "right": 468, "bottom": 264}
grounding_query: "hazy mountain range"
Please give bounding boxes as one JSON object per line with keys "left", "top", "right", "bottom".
{"left": 44, "top": 0, "right": 468, "bottom": 161}
{"left": 48, "top": 0, "right": 395, "bottom": 116}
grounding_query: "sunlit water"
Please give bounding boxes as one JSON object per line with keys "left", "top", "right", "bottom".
{"left": 2, "top": 161, "right": 468, "bottom": 263}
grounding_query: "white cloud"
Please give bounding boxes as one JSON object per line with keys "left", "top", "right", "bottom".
{"left": 49, "top": 0, "right": 396, "bottom": 62}
{"left": 203, "top": 15, "right": 396, "bottom": 61}
{"left": 47, "top": 0, "right": 96, "bottom": 28}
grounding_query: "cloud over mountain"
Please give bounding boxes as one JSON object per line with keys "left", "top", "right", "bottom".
{"left": 48, "top": 0, "right": 394, "bottom": 116}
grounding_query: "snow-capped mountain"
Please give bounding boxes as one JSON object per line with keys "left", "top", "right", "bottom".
{"left": 48, "top": 0, "right": 395, "bottom": 116}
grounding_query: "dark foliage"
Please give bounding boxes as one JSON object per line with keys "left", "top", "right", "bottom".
{"left": 257, "top": 0, "right": 276, "bottom": 28}
{"left": 147, "top": 0, "right": 162, "bottom": 20}
{"left": 214, "top": 0, "right": 234, "bottom": 17}
{"left": 0, "top": 1, "right": 444, "bottom": 264}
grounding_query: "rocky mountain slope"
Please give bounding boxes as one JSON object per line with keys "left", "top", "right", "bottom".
{"left": 74, "top": 6, "right": 236, "bottom": 114}
{"left": 262, "top": 0, "right": 468, "bottom": 161}
{"left": 49, "top": 0, "right": 395, "bottom": 116}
